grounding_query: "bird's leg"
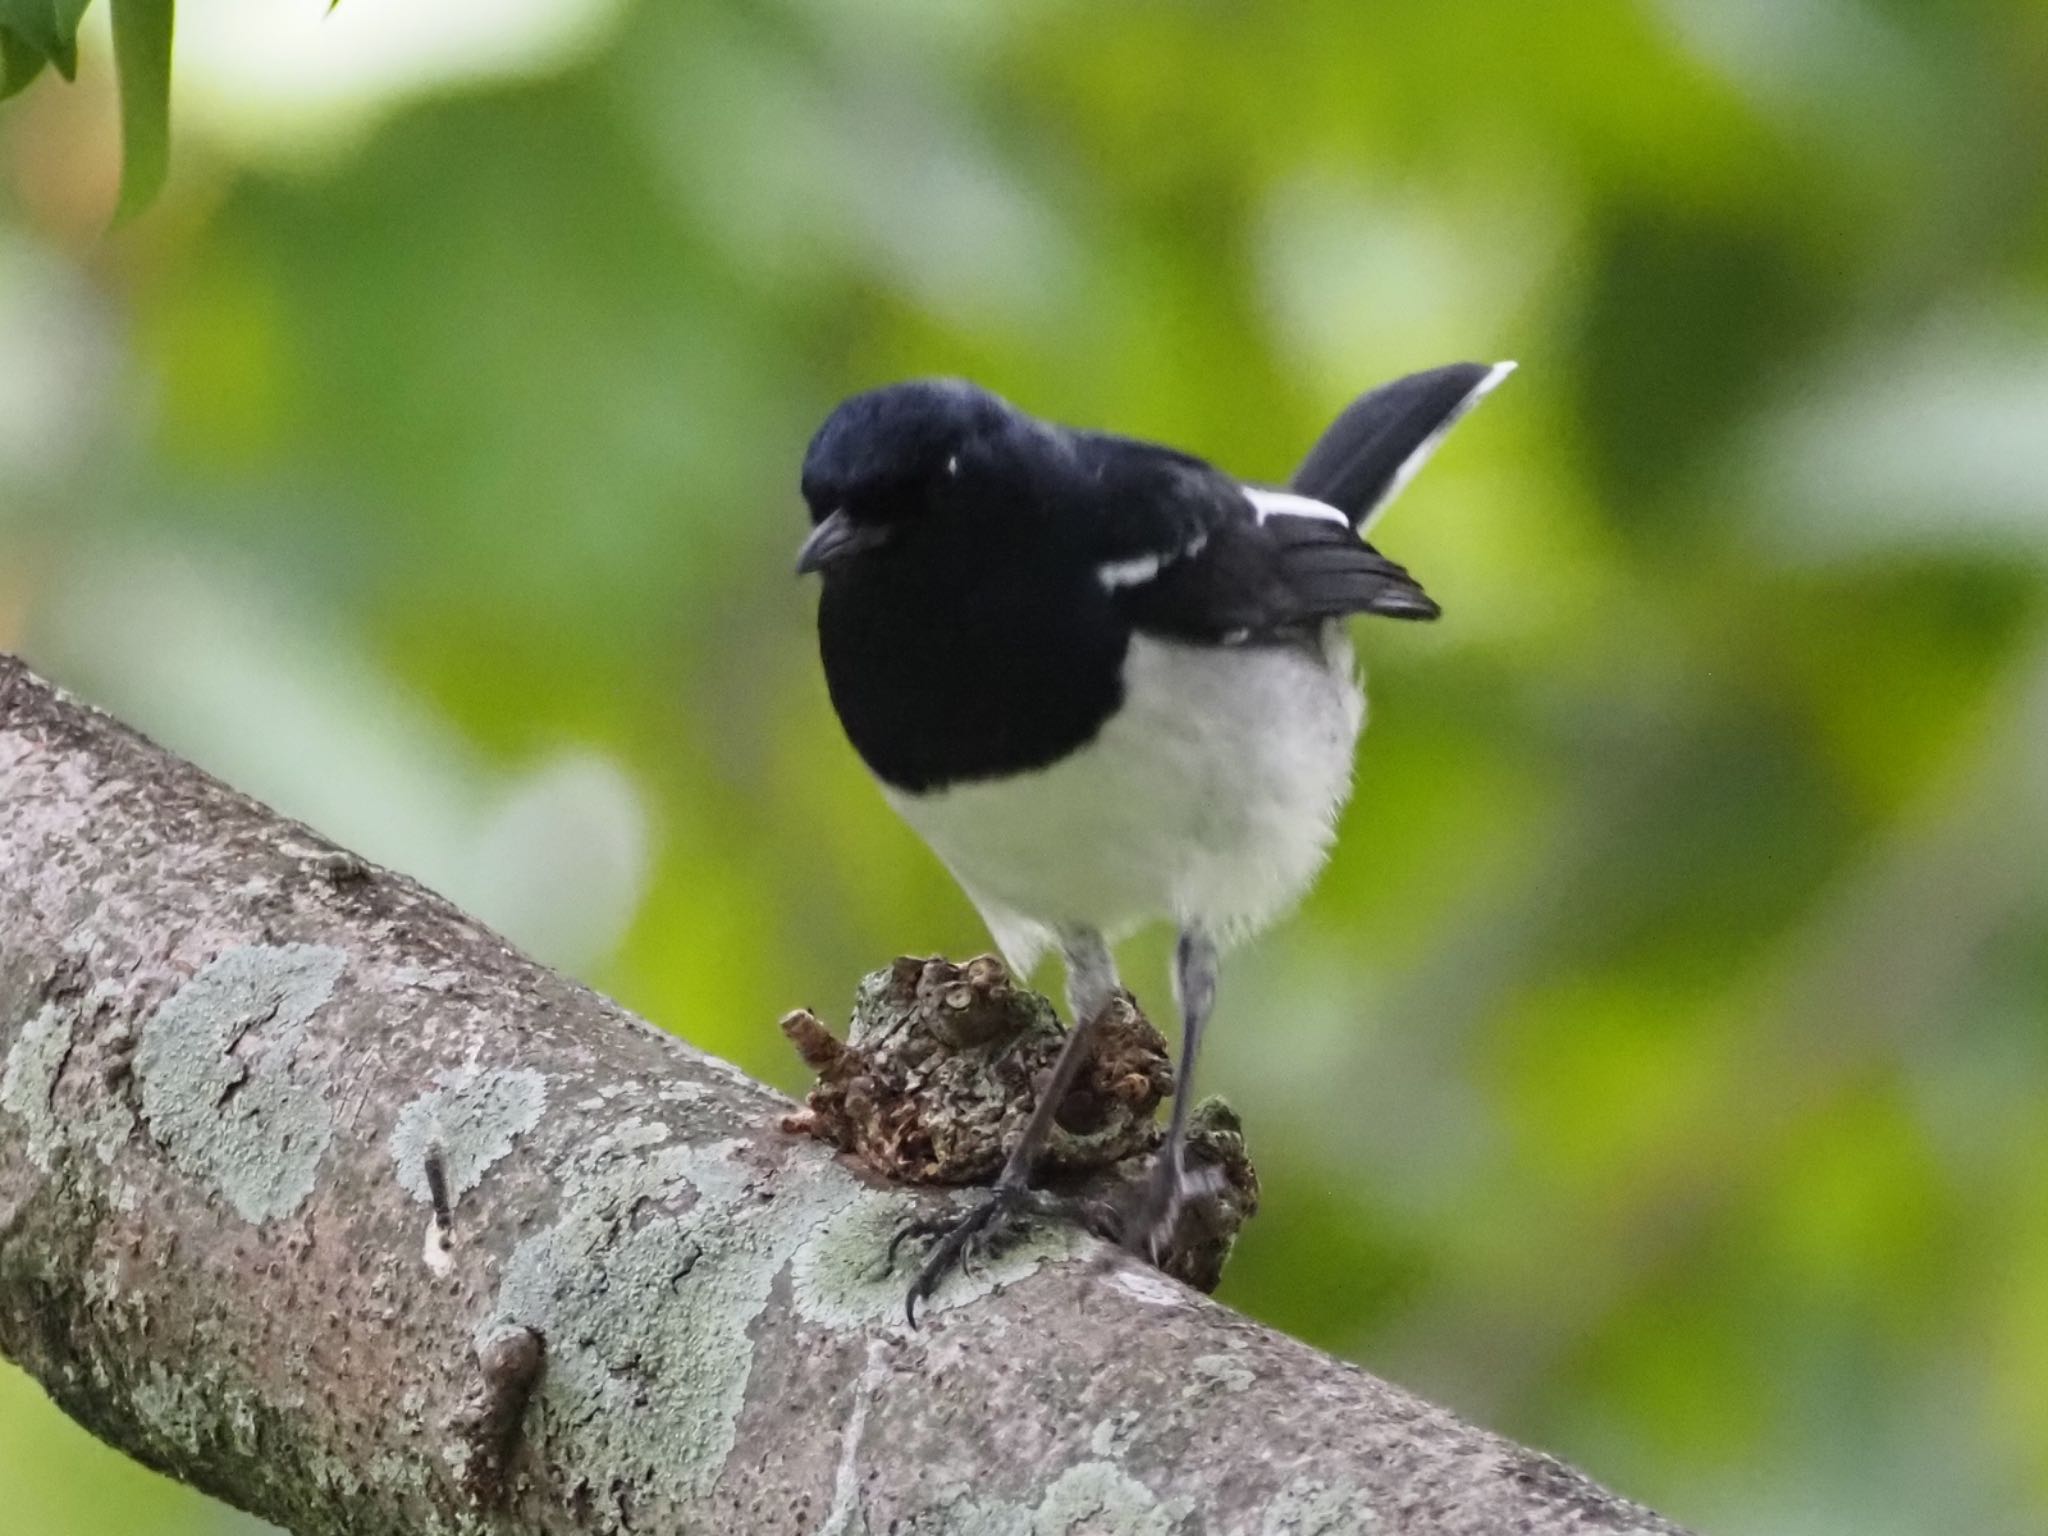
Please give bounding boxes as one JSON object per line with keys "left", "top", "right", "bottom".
{"left": 892, "top": 929, "right": 1120, "bottom": 1324}
{"left": 1120, "top": 924, "right": 1225, "bottom": 1260}
{"left": 893, "top": 1009, "right": 1110, "bottom": 1323}
{"left": 1059, "top": 924, "right": 1120, "bottom": 1029}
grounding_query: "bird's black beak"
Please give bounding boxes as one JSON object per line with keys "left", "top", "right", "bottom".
{"left": 795, "top": 510, "right": 893, "bottom": 574}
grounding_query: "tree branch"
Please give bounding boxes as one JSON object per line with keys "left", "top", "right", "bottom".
{"left": 0, "top": 652, "right": 1689, "bottom": 1535}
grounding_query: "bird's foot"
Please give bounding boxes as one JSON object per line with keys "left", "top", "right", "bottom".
{"left": 889, "top": 1182, "right": 1109, "bottom": 1327}
{"left": 1112, "top": 1154, "right": 1230, "bottom": 1265}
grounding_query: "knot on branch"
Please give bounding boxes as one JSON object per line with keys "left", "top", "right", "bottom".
{"left": 780, "top": 954, "right": 1259, "bottom": 1291}
{"left": 780, "top": 953, "right": 1166, "bottom": 1183}
{"left": 449, "top": 1324, "right": 544, "bottom": 1507}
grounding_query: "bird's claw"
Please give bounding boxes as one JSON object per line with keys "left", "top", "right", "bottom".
{"left": 887, "top": 1156, "right": 1229, "bottom": 1322}
{"left": 889, "top": 1184, "right": 1102, "bottom": 1327}
{"left": 1112, "top": 1157, "right": 1230, "bottom": 1266}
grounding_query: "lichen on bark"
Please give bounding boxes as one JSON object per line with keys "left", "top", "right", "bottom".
{"left": 389, "top": 1063, "right": 549, "bottom": 1208}
{"left": 0, "top": 1002, "right": 73, "bottom": 1172}
{"left": 131, "top": 942, "right": 348, "bottom": 1223}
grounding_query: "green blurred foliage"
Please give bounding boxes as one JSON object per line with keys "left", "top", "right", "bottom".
{"left": 4, "top": 1, "right": 2048, "bottom": 1531}
{"left": 0, "top": 0, "right": 172, "bottom": 213}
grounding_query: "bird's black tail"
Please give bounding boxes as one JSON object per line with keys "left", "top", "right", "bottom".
{"left": 1291, "top": 361, "right": 1515, "bottom": 533}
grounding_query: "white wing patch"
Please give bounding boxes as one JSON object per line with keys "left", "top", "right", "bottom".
{"left": 1094, "top": 529, "right": 1210, "bottom": 592}
{"left": 1243, "top": 487, "right": 1350, "bottom": 528}
{"left": 1357, "top": 359, "right": 1516, "bottom": 538}
{"left": 1096, "top": 553, "right": 1165, "bottom": 590}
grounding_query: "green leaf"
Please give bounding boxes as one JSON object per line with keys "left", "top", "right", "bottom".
{"left": 109, "top": 0, "right": 171, "bottom": 221}
{"left": 0, "top": 0, "right": 94, "bottom": 80}
{"left": 0, "top": 26, "right": 50, "bottom": 99}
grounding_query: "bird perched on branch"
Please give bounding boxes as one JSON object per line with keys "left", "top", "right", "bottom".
{"left": 796, "top": 362, "right": 1514, "bottom": 1319}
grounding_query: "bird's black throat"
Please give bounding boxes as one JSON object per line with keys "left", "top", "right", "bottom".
{"left": 816, "top": 540, "right": 1129, "bottom": 795}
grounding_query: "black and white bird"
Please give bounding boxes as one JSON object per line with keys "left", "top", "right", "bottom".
{"left": 796, "top": 362, "right": 1514, "bottom": 1316}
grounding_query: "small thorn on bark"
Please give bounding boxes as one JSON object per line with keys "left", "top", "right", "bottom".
{"left": 780, "top": 1008, "right": 849, "bottom": 1074}
{"left": 316, "top": 850, "right": 371, "bottom": 885}
{"left": 282, "top": 840, "right": 372, "bottom": 886}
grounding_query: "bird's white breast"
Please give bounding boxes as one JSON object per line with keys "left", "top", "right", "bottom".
{"left": 883, "top": 628, "right": 1365, "bottom": 976}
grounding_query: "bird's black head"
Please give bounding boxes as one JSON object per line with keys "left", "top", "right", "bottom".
{"left": 796, "top": 378, "right": 1014, "bottom": 574}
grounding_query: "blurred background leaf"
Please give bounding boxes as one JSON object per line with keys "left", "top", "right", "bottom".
{"left": 109, "top": 0, "right": 172, "bottom": 219}
{"left": 3, "top": 1, "right": 2046, "bottom": 1532}
{"left": 0, "top": 0, "right": 93, "bottom": 85}
{"left": 1, "top": 0, "right": 173, "bottom": 213}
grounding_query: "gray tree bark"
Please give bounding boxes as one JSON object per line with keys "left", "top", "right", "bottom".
{"left": 0, "top": 652, "right": 1690, "bottom": 1536}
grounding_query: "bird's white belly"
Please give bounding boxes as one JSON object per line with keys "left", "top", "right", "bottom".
{"left": 884, "top": 629, "right": 1365, "bottom": 974}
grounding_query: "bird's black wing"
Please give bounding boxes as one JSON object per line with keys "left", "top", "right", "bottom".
{"left": 1072, "top": 433, "right": 1437, "bottom": 645}
{"left": 1087, "top": 360, "right": 1517, "bottom": 641}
